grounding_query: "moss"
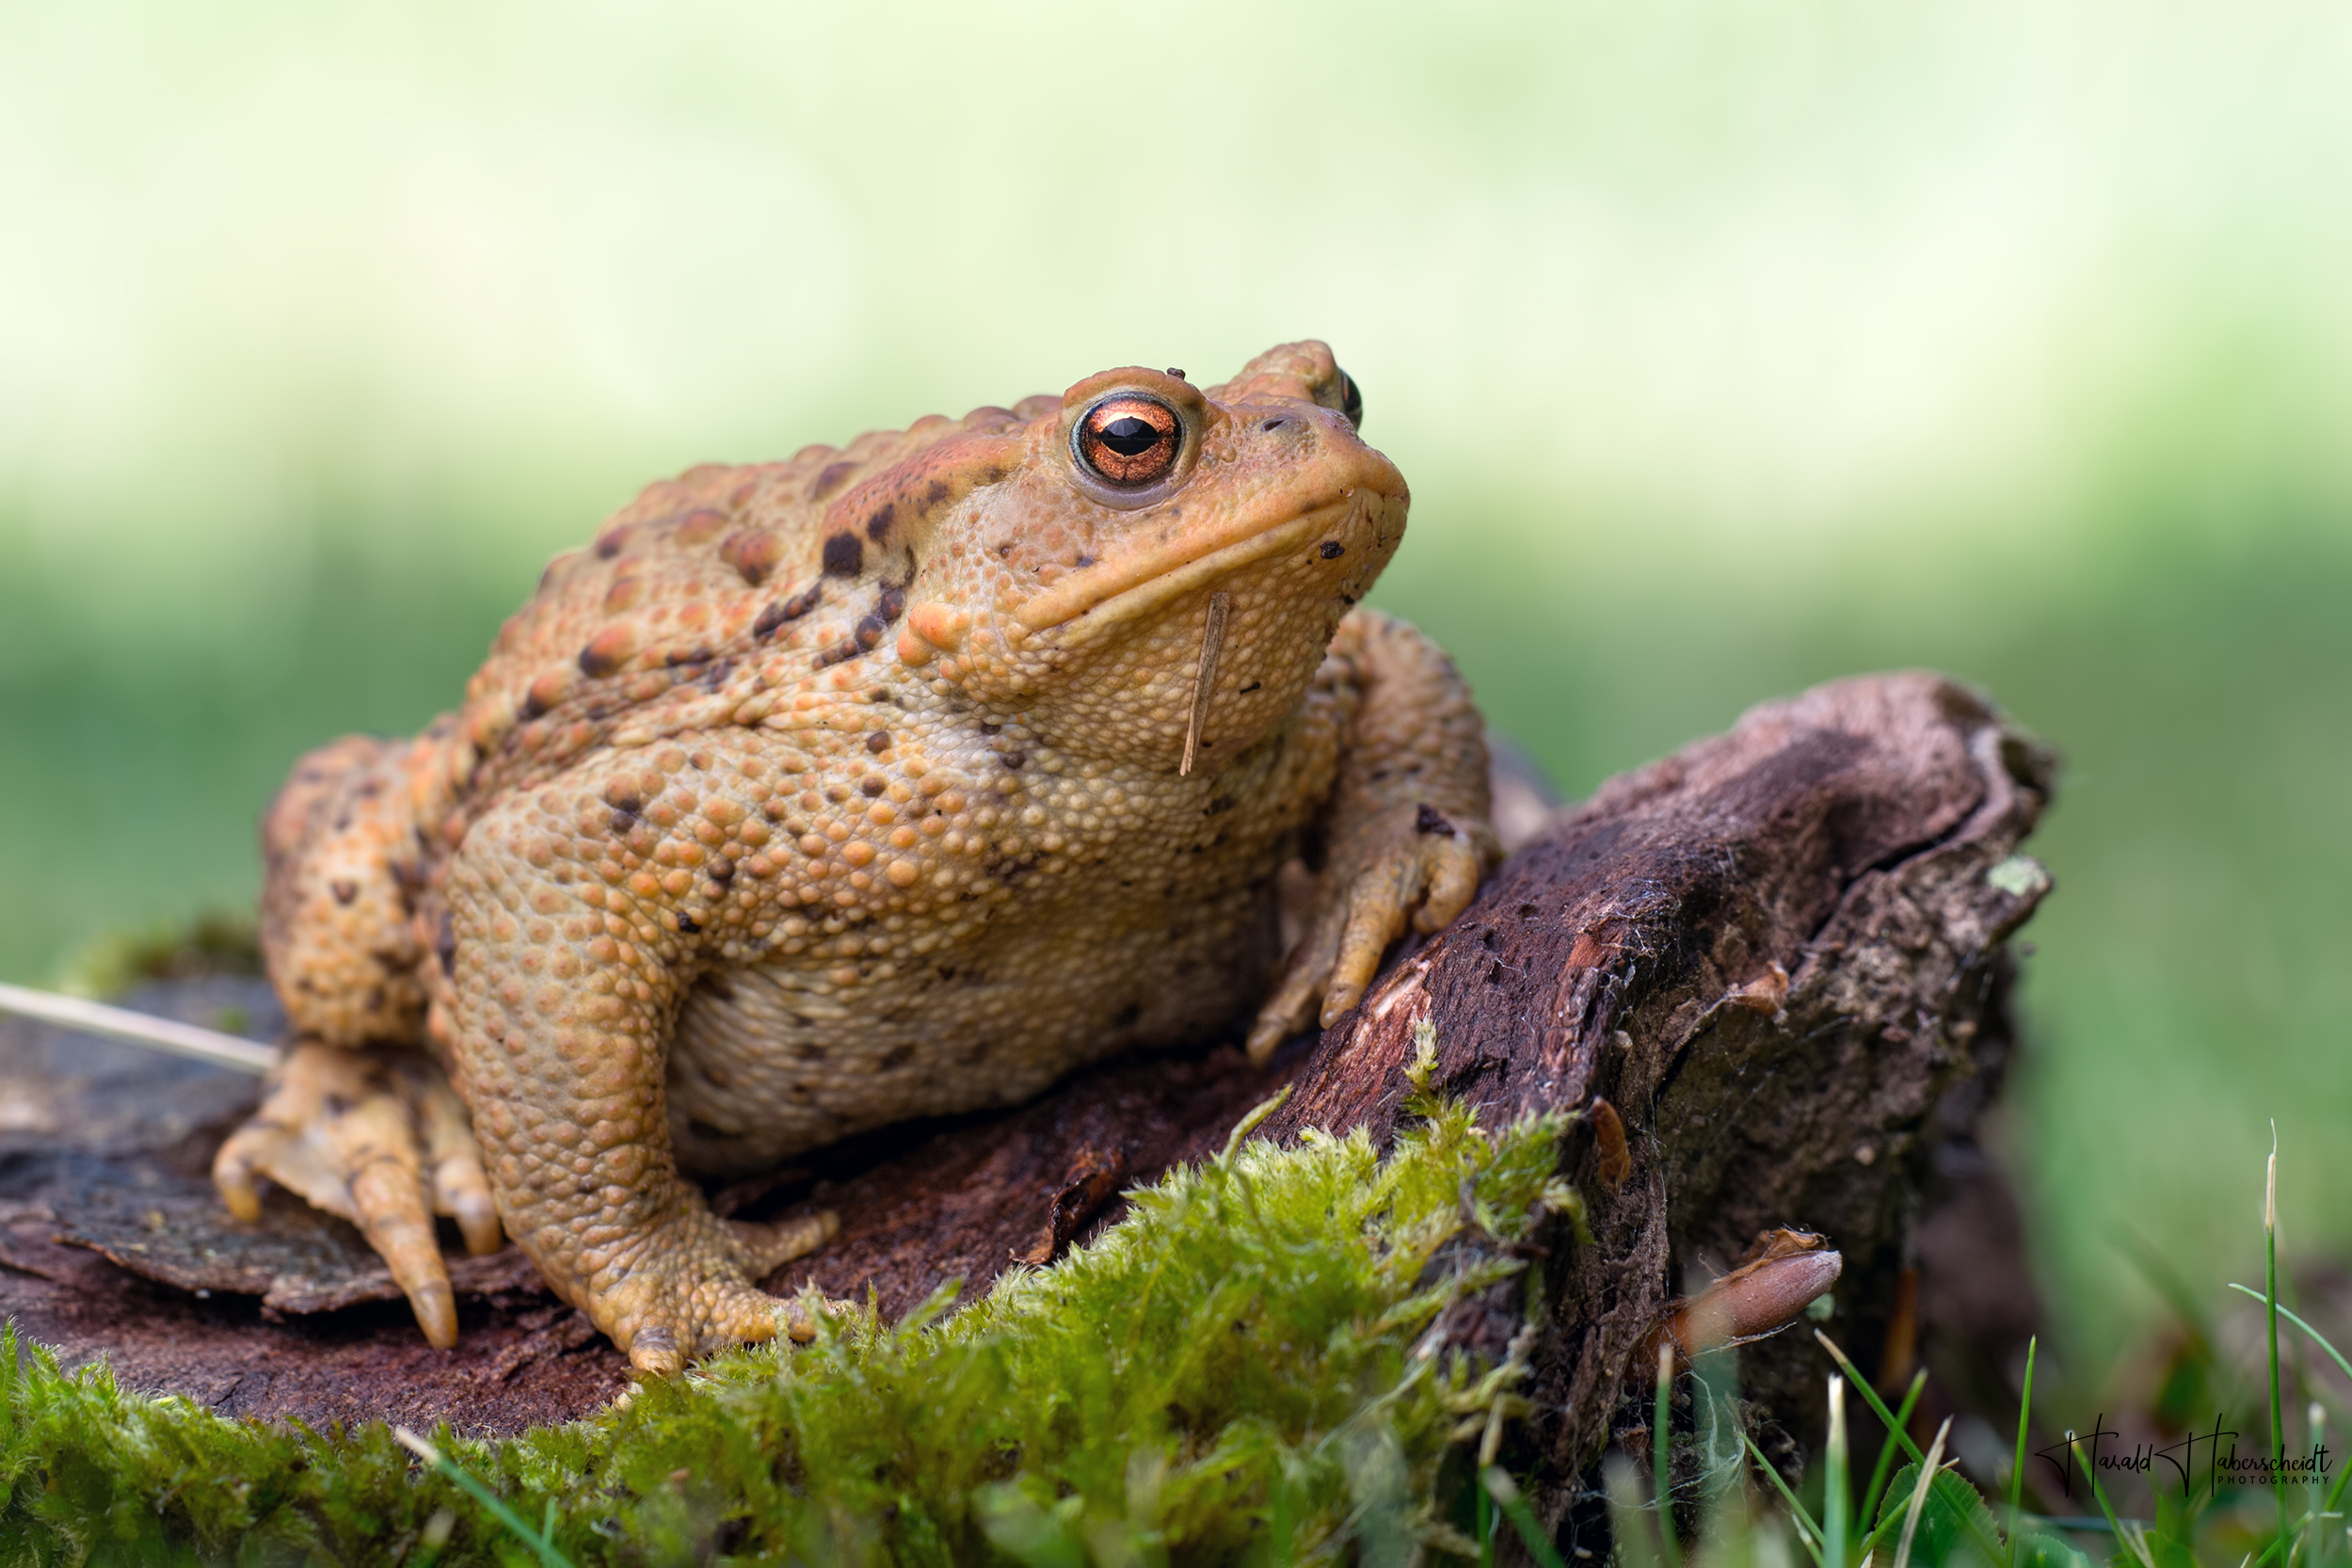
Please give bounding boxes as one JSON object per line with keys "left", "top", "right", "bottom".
{"left": 0, "top": 1091, "right": 1571, "bottom": 1565}
{"left": 52, "top": 912, "right": 263, "bottom": 1000}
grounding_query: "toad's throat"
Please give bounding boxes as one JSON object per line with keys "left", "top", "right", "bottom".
{"left": 1014, "top": 493, "right": 1370, "bottom": 647}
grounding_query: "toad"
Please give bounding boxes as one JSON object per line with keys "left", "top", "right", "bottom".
{"left": 215, "top": 342, "right": 1500, "bottom": 1371}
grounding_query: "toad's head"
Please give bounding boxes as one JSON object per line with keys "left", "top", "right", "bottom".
{"left": 824, "top": 341, "right": 1407, "bottom": 772}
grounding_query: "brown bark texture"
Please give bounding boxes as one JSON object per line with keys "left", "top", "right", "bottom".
{"left": 0, "top": 671, "right": 2052, "bottom": 1507}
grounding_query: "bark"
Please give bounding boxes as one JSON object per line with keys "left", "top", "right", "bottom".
{"left": 0, "top": 671, "right": 2052, "bottom": 1498}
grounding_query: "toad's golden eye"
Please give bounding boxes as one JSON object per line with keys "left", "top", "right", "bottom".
{"left": 1074, "top": 394, "right": 1182, "bottom": 488}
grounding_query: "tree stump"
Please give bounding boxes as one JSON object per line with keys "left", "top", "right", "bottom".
{"left": 0, "top": 671, "right": 2051, "bottom": 1511}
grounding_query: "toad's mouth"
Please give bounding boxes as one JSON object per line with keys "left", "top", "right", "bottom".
{"left": 1014, "top": 490, "right": 1386, "bottom": 648}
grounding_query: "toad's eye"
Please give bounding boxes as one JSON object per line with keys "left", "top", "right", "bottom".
{"left": 1075, "top": 394, "right": 1182, "bottom": 488}
{"left": 1338, "top": 371, "right": 1363, "bottom": 430}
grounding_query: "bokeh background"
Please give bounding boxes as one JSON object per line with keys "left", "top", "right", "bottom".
{"left": 4, "top": 3, "right": 2347, "bottom": 1384}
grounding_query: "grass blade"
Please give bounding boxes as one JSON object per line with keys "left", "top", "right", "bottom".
{"left": 1484, "top": 1466, "right": 1570, "bottom": 1568}
{"left": 1816, "top": 1332, "right": 1926, "bottom": 1468}
{"left": 1656, "top": 1342, "right": 1683, "bottom": 1568}
{"left": 2226, "top": 1288, "right": 2352, "bottom": 1391}
{"left": 1891, "top": 1416, "right": 1953, "bottom": 1568}
{"left": 1859, "top": 1369, "right": 1929, "bottom": 1535}
{"left": 1745, "top": 1430, "right": 1828, "bottom": 1568}
{"left": 2271, "top": 1124, "right": 2290, "bottom": 1553}
{"left": 2009, "top": 1336, "right": 2038, "bottom": 1568}
{"left": 1828, "top": 1374, "right": 1850, "bottom": 1568}
{"left": 1818, "top": 1329, "right": 2009, "bottom": 1565}
{"left": 2072, "top": 1435, "right": 2152, "bottom": 1568}
{"left": 2223, "top": 1286, "right": 2352, "bottom": 1528}
{"left": 392, "top": 1427, "right": 576, "bottom": 1568}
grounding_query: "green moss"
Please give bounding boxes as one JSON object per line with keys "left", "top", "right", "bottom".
{"left": 0, "top": 1092, "right": 1571, "bottom": 1565}
{"left": 51, "top": 912, "right": 262, "bottom": 1000}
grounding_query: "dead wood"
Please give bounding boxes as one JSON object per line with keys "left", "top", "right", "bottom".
{"left": 0, "top": 669, "right": 2052, "bottom": 1524}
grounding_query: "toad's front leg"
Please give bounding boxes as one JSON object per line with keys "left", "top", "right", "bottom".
{"left": 1247, "top": 609, "right": 1502, "bottom": 1062}
{"left": 440, "top": 764, "right": 833, "bottom": 1373}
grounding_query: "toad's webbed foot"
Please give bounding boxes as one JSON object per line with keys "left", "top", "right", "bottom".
{"left": 564, "top": 1206, "right": 841, "bottom": 1375}
{"left": 213, "top": 1041, "right": 502, "bottom": 1348}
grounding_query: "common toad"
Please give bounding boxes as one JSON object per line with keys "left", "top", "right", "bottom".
{"left": 216, "top": 342, "right": 1499, "bottom": 1370}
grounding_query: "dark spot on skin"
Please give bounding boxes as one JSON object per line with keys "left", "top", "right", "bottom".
{"left": 1165, "top": 367, "right": 1186, "bottom": 379}
{"left": 708, "top": 857, "right": 734, "bottom": 883}
{"left": 854, "top": 615, "right": 887, "bottom": 649}
{"left": 324, "top": 1094, "right": 354, "bottom": 1117}
{"left": 610, "top": 809, "right": 635, "bottom": 834}
{"left": 664, "top": 647, "right": 713, "bottom": 668}
{"left": 602, "top": 785, "right": 642, "bottom": 813}
{"left": 995, "top": 539, "right": 1016, "bottom": 558}
{"left": 922, "top": 479, "right": 950, "bottom": 508}
{"left": 436, "top": 914, "right": 456, "bottom": 976}
{"left": 1320, "top": 540, "right": 1345, "bottom": 559}
{"left": 755, "top": 584, "right": 824, "bottom": 639}
{"left": 999, "top": 751, "right": 1026, "bottom": 771}
{"left": 808, "top": 460, "right": 859, "bottom": 501}
{"left": 823, "top": 534, "right": 865, "bottom": 576}
{"left": 866, "top": 730, "right": 891, "bottom": 754}
{"left": 595, "top": 528, "right": 630, "bottom": 559}
{"left": 878, "top": 1044, "right": 917, "bottom": 1070}
{"left": 876, "top": 585, "right": 907, "bottom": 622}
{"left": 578, "top": 642, "right": 625, "bottom": 679}
{"left": 859, "top": 776, "right": 888, "bottom": 797}
{"left": 329, "top": 879, "right": 358, "bottom": 905}
{"left": 814, "top": 638, "right": 861, "bottom": 667}
{"left": 979, "top": 722, "right": 1001, "bottom": 735}
{"left": 520, "top": 690, "right": 550, "bottom": 719}
{"left": 677, "top": 914, "right": 701, "bottom": 935}
{"left": 1203, "top": 795, "right": 1234, "bottom": 817}
{"left": 1339, "top": 592, "right": 1359, "bottom": 606}
{"left": 1074, "top": 552, "right": 1096, "bottom": 568}
{"left": 1415, "top": 803, "right": 1457, "bottom": 838}
{"left": 1238, "top": 680, "right": 1261, "bottom": 694}
{"left": 863, "top": 502, "right": 896, "bottom": 541}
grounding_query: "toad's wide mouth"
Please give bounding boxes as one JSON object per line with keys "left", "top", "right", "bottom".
{"left": 1014, "top": 490, "right": 1385, "bottom": 648}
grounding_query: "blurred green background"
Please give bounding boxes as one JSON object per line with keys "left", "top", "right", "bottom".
{"left": 3, "top": 3, "right": 2346, "bottom": 1380}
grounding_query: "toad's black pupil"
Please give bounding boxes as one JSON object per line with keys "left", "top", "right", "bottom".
{"left": 1099, "top": 417, "right": 1160, "bottom": 456}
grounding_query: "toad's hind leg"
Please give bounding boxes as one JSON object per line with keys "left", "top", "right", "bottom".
{"left": 440, "top": 742, "right": 840, "bottom": 1374}
{"left": 216, "top": 733, "right": 504, "bottom": 1348}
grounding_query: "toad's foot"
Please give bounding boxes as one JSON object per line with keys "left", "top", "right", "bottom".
{"left": 577, "top": 1208, "right": 841, "bottom": 1375}
{"left": 213, "top": 1042, "right": 502, "bottom": 1348}
{"left": 1244, "top": 803, "right": 1492, "bottom": 1063}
